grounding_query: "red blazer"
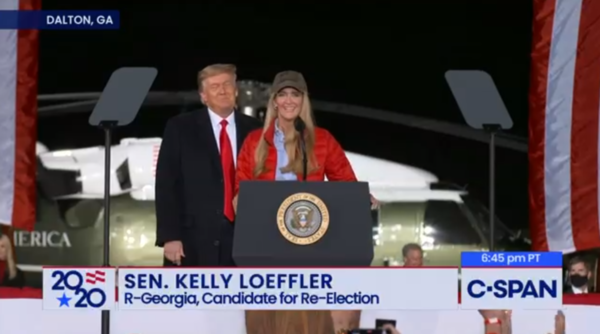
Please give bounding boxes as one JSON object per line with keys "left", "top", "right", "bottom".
{"left": 235, "top": 121, "right": 357, "bottom": 194}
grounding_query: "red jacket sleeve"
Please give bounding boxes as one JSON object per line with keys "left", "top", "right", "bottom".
{"left": 323, "top": 130, "right": 357, "bottom": 181}
{"left": 235, "top": 132, "right": 256, "bottom": 195}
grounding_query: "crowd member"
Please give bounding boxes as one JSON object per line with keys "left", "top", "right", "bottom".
{"left": 510, "top": 309, "right": 564, "bottom": 334}
{"left": 331, "top": 312, "right": 399, "bottom": 334}
{"left": 479, "top": 309, "right": 512, "bottom": 334}
{"left": 480, "top": 309, "right": 565, "bottom": 334}
{"left": 380, "top": 324, "right": 400, "bottom": 334}
{"left": 331, "top": 310, "right": 361, "bottom": 334}
{"left": 402, "top": 243, "right": 423, "bottom": 267}
{"left": 347, "top": 324, "right": 400, "bottom": 334}
{"left": 554, "top": 310, "right": 565, "bottom": 334}
{"left": 0, "top": 233, "right": 24, "bottom": 288}
{"left": 564, "top": 256, "right": 594, "bottom": 294}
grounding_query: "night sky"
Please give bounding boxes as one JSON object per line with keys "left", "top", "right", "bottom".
{"left": 37, "top": 1, "right": 532, "bottom": 230}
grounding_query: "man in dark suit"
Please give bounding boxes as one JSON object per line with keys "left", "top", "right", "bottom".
{"left": 563, "top": 256, "right": 595, "bottom": 294}
{"left": 155, "top": 64, "right": 262, "bottom": 266}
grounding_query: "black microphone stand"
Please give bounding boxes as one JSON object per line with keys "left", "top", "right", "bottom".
{"left": 483, "top": 123, "right": 501, "bottom": 251}
{"left": 299, "top": 137, "right": 307, "bottom": 181}
{"left": 100, "top": 121, "right": 115, "bottom": 334}
{"left": 87, "top": 66, "right": 157, "bottom": 334}
{"left": 294, "top": 118, "right": 308, "bottom": 181}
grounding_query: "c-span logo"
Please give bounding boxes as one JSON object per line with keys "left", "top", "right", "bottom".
{"left": 466, "top": 279, "right": 558, "bottom": 299}
{"left": 43, "top": 268, "right": 116, "bottom": 310}
{"left": 277, "top": 192, "right": 329, "bottom": 245}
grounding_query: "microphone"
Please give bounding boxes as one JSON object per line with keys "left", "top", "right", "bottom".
{"left": 294, "top": 117, "right": 306, "bottom": 133}
{"left": 294, "top": 118, "right": 308, "bottom": 181}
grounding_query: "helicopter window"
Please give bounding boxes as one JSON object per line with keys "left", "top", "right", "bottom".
{"left": 61, "top": 200, "right": 103, "bottom": 229}
{"left": 422, "top": 200, "right": 483, "bottom": 245}
{"left": 460, "top": 196, "right": 516, "bottom": 242}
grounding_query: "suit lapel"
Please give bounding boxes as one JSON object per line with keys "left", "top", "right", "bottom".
{"left": 195, "top": 108, "right": 223, "bottom": 177}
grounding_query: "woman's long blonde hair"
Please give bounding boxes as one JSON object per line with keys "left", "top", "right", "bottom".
{"left": 253, "top": 93, "right": 317, "bottom": 177}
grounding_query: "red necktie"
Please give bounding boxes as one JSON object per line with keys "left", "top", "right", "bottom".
{"left": 220, "top": 120, "right": 235, "bottom": 222}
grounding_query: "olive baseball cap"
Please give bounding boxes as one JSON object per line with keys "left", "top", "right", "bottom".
{"left": 271, "top": 70, "right": 307, "bottom": 94}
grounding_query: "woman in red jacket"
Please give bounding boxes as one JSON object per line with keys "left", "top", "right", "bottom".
{"left": 235, "top": 70, "right": 374, "bottom": 334}
{"left": 235, "top": 70, "right": 373, "bottom": 195}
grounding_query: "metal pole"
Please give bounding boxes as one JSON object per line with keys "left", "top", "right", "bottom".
{"left": 101, "top": 122, "right": 115, "bottom": 334}
{"left": 489, "top": 130, "right": 496, "bottom": 251}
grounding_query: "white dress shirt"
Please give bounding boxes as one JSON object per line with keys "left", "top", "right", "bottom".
{"left": 208, "top": 108, "right": 237, "bottom": 165}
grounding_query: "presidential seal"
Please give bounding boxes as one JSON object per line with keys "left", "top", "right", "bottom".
{"left": 277, "top": 192, "right": 330, "bottom": 245}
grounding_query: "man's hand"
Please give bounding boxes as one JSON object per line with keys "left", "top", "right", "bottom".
{"left": 382, "top": 324, "right": 400, "bottom": 334}
{"left": 370, "top": 194, "right": 379, "bottom": 210}
{"left": 233, "top": 195, "right": 238, "bottom": 214}
{"left": 163, "top": 240, "right": 185, "bottom": 265}
{"left": 554, "top": 310, "right": 565, "bottom": 334}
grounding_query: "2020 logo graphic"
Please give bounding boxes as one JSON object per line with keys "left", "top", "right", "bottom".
{"left": 51, "top": 270, "right": 107, "bottom": 308}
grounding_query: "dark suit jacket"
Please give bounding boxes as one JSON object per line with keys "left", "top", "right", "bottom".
{"left": 155, "top": 109, "right": 262, "bottom": 266}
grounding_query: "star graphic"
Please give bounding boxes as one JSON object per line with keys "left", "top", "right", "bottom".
{"left": 57, "top": 293, "right": 72, "bottom": 307}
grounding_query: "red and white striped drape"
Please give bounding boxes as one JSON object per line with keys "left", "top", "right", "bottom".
{"left": 529, "top": 0, "right": 600, "bottom": 252}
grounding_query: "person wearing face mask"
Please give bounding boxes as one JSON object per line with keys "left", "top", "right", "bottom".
{"left": 564, "top": 256, "right": 594, "bottom": 294}
{"left": 235, "top": 71, "right": 377, "bottom": 334}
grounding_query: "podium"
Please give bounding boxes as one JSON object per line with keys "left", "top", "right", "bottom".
{"left": 233, "top": 181, "right": 373, "bottom": 334}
